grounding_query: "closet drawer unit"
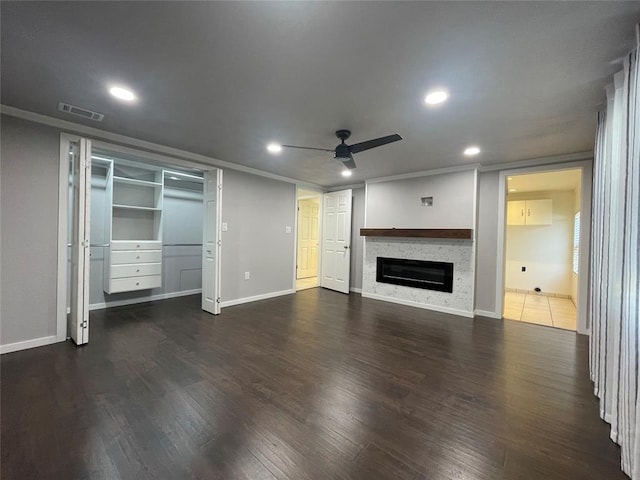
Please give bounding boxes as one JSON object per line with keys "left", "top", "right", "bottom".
{"left": 111, "top": 241, "right": 161, "bottom": 251}
{"left": 110, "top": 275, "right": 162, "bottom": 293}
{"left": 110, "top": 263, "right": 162, "bottom": 279}
{"left": 111, "top": 250, "right": 162, "bottom": 265}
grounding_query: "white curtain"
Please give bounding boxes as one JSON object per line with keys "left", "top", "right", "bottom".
{"left": 589, "top": 25, "right": 640, "bottom": 479}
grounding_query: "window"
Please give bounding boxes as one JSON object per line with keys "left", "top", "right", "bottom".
{"left": 573, "top": 211, "right": 580, "bottom": 274}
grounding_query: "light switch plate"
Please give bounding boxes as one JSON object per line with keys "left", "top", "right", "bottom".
{"left": 222, "top": 222, "right": 228, "bottom": 232}
{"left": 285, "top": 226, "right": 292, "bottom": 233}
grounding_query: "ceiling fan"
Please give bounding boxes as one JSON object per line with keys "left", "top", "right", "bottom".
{"left": 280, "top": 130, "right": 402, "bottom": 169}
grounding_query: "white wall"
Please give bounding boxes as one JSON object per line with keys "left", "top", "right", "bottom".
{"left": 505, "top": 190, "right": 574, "bottom": 295}
{"left": 474, "top": 171, "right": 500, "bottom": 313}
{"left": 221, "top": 169, "right": 296, "bottom": 303}
{"left": 366, "top": 170, "right": 475, "bottom": 228}
{"left": 1, "top": 115, "right": 61, "bottom": 347}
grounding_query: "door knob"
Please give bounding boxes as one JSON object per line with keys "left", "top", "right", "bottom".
{"left": 344, "top": 245, "right": 350, "bottom": 249}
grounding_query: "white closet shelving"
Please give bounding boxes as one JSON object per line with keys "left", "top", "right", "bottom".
{"left": 104, "top": 161, "right": 164, "bottom": 294}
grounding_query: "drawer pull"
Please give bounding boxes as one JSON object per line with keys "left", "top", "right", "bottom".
{"left": 136, "top": 269, "right": 140, "bottom": 273}
{"left": 136, "top": 282, "right": 140, "bottom": 286}
{"left": 136, "top": 256, "right": 140, "bottom": 259}
{"left": 136, "top": 244, "right": 141, "bottom": 248}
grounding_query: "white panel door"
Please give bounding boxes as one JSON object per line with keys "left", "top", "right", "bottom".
{"left": 69, "top": 138, "right": 91, "bottom": 345}
{"left": 202, "top": 170, "right": 221, "bottom": 314}
{"left": 297, "top": 198, "right": 320, "bottom": 279}
{"left": 321, "top": 189, "right": 352, "bottom": 294}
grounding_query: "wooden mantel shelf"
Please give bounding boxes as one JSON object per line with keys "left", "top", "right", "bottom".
{"left": 360, "top": 228, "right": 473, "bottom": 239}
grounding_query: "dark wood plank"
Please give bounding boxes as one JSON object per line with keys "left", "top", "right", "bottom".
{"left": 1, "top": 290, "right": 624, "bottom": 479}
{"left": 360, "top": 228, "right": 473, "bottom": 239}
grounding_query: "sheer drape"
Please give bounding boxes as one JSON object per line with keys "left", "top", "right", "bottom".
{"left": 589, "top": 25, "right": 640, "bottom": 479}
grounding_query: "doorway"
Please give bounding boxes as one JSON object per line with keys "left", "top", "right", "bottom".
{"left": 296, "top": 189, "right": 321, "bottom": 291}
{"left": 58, "top": 135, "right": 222, "bottom": 345}
{"left": 501, "top": 168, "right": 583, "bottom": 331}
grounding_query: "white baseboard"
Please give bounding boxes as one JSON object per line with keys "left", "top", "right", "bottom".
{"left": 88, "top": 289, "right": 202, "bottom": 311}
{"left": 1, "top": 335, "right": 63, "bottom": 355}
{"left": 220, "top": 289, "right": 295, "bottom": 308}
{"left": 474, "top": 309, "right": 502, "bottom": 319}
{"left": 350, "top": 287, "right": 362, "bottom": 294}
{"left": 361, "top": 292, "right": 474, "bottom": 318}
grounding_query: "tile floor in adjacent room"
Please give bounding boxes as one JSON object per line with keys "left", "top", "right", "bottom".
{"left": 503, "top": 291, "right": 577, "bottom": 331}
{"left": 296, "top": 276, "right": 318, "bottom": 291}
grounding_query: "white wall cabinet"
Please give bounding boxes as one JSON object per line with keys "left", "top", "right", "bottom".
{"left": 507, "top": 199, "right": 552, "bottom": 226}
{"left": 104, "top": 161, "right": 164, "bottom": 294}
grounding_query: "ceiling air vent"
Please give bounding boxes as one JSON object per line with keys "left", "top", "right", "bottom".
{"left": 58, "top": 102, "right": 104, "bottom": 122}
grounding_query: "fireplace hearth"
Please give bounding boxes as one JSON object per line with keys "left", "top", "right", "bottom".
{"left": 376, "top": 257, "right": 454, "bottom": 293}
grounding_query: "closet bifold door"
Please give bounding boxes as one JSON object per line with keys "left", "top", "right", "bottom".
{"left": 69, "top": 138, "right": 91, "bottom": 345}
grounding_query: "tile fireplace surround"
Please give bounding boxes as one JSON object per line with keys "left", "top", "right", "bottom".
{"left": 361, "top": 237, "right": 475, "bottom": 317}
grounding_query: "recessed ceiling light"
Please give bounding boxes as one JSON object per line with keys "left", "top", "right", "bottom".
{"left": 424, "top": 89, "right": 449, "bottom": 105}
{"left": 463, "top": 146, "right": 481, "bottom": 157}
{"left": 341, "top": 170, "right": 352, "bottom": 177}
{"left": 509, "top": 189, "right": 517, "bottom": 193}
{"left": 169, "top": 176, "right": 179, "bottom": 180}
{"left": 267, "top": 143, "right": 282, "bottom": 154}
{"left": 508, "top": 177, "right": 513, "bottom": 180}
{"left": 109, "top": 86, "right": 136, "bottom": 101}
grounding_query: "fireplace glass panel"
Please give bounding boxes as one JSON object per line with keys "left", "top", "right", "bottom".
{"left": 376, "top": 257, "right": 453, "bottom": 293}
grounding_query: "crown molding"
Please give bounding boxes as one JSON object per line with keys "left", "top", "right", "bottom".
{"left": 478, "top": 151, "right": 593, "bottom": 172}
{"left": 1, "top": 105, "right": 323, "bottom": 190}
{"left": 366, "top": 163, "right": 480, "bottom": 184}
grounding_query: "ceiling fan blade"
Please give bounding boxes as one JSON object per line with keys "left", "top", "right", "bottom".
{"left": 349, "top": 134, "right": 402, "bottom": 154}
{"left": 342, "top": 157, "right": 357, "bottom": 169}
{"left": 281, "top": 144, "right": 334, "bottom": 153}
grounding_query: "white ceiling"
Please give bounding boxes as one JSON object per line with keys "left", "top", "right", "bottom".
{"left": 2, "top": 2, "right": 639, "bottom": 187}
{"left": 507, "top": 169, "right": 582, "bottom": 193}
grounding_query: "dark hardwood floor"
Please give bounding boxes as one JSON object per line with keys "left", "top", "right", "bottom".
{"left": 1, "top": 289, "right": 625, "bottom": 480}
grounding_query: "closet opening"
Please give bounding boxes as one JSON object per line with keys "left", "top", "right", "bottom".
{"left": 60, "top": 135, "right": 221, "bottom": 345}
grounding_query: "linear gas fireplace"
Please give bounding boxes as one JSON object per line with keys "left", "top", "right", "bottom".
{"left": 376, "top": 257, "right": 454, "bottom": 293}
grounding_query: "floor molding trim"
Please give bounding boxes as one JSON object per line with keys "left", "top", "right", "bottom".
{"left": 361, "top": 292, "right": 474, "bottom": 318}
{"left": 1, "top": 335, "right": 62, "bottom": 355}
{"left": 474, "top": 309, "right": 502, "bottom": 319}
{"left": 221, "top": 289, "right": 295, "bottom": 308}
{"left": 89, "top": 289, "right": 202, "bottom": 311}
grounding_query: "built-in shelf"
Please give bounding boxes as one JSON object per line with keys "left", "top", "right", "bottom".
{"left": 112, "top": 204, "right": 162, "bottom": 211}
{"left": 360, "top": 228, "right": 473, "bottom": 239}
{"left": 113, "top": 176, "right": 163, "bottom": 187}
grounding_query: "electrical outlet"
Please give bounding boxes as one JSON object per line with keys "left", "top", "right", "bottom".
{"left": 244, "top": 271, "right": 250, "bottom": 280}
{"left": 521, "top": 266, "right": 526, "bottom": 272}
{"left": 222, "top": 222, "right": 228, "bottom": 232}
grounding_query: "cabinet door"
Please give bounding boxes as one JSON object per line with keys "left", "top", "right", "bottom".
{"left": 526, "top": 199, "right": 552, "bottom": 225}
{"left": 507, "top": 200, "right": 526, "bottom": 226}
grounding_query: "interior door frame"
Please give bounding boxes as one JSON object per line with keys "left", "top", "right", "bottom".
{"left": 495, "top": 160, "right": 593, "bottom": 335}
{"left": 56, "top": 134, "right": 222, "bottom": 341}
{"left": 293, "top": 188, "right": 323, "bottom": 288}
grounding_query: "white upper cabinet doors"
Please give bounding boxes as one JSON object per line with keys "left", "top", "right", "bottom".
{"left": 507, "top": 199, "right": 552, "bottom": 226}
